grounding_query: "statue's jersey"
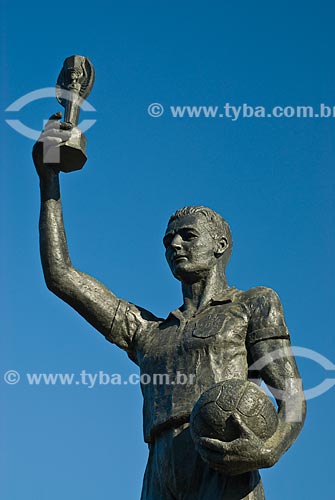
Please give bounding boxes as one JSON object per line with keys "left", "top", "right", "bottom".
{"left": 104, "top": 286, "right": 290, "bottom": 443}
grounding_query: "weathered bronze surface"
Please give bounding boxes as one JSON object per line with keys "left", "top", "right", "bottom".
{"left": 32, "top": 60, "right": 306, "bottom": 499}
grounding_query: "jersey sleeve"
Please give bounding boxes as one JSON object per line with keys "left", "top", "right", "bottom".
{"left": 104, "top": 299, "right": 159, "bottom": 365}
{"left": 246, "top": 287, "right": 291, "bottom": 347}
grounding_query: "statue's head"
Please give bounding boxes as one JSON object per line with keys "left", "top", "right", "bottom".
{"left": 163, "top": 206, "right": 232, "bottom": 283}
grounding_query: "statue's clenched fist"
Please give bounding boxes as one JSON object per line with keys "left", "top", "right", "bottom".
{"left": 32, "top": 112, "right": 87, "bottom": 175}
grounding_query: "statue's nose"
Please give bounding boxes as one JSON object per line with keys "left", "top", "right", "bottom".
{"left": 170, "top": 234, "right": 182, "bottom": 249}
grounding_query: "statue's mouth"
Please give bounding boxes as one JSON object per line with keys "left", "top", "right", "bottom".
{"left": 174, "top": 255, "right": 187, "bottom": 262}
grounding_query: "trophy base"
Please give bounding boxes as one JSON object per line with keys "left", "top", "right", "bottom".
{"left": 57, "top": 134, "right": 87, "bottom": 172}
{"left": 34, "top": 128, "right": 87, "bottom": 173}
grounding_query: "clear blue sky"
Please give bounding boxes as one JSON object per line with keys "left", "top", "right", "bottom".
{"left": 1, "top": 1, "right": 335, "bottom": 499}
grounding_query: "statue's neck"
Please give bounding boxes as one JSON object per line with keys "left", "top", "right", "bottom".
{"left": 181, "top": 268, "right": 228, "bottom": 314}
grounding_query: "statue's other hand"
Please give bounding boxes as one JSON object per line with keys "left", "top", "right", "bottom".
{"left": 32, "top": 112, "right": 73, "bottom": 179}
{"left": 196, "top": 414, "right": 273, "bottom": 476}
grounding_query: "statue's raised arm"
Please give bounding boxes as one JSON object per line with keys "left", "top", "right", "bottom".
{"left": 32, "top": 111, "right": 120, "bottom": 338}
{"left": 32, "top": 56, "right": 155, "bottom": 357}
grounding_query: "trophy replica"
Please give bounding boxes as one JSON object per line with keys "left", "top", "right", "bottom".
{"left": 35, "top": 55, "right": 95, "bottom": 172}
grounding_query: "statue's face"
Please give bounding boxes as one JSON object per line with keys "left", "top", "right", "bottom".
{"left": 163, "top": 214, "right": 218, "bottom": 283}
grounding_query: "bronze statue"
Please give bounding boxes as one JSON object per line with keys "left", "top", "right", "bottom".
{"left": 32, "top": 56, "right": 306, "bottom": 499}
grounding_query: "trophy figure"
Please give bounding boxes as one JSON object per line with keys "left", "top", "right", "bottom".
{"left": 34, "top": 55, "right": 95, "bottom": 173}
{"left": 55, "top": 55, "right": 95, "bottom": 172}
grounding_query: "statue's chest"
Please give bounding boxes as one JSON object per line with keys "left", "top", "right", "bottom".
{"left": 137, "top": 302, "right": 249, "bottom": 371}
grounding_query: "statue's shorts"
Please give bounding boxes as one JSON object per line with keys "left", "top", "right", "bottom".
{"left": 141, "top": 423, "right": 265, "bottom": 500}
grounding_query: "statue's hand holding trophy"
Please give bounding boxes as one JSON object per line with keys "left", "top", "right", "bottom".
{"left": 33, "top": 55, "right": 95, "bottom": 174}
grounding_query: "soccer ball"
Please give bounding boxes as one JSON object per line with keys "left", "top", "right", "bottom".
{"left": 190, "top": 379, "right": 278, "bottom": 444}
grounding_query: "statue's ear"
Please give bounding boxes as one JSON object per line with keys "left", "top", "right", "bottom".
{"left": 214, "top": 236, "right": 228, "bottom": 257}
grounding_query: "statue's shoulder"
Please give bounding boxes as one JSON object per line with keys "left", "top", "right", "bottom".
{"left": 236, "top": 286, "right": 283, "bottom": 311}
{"left": 118, "top": 299, "right": 163, "bottom": 325}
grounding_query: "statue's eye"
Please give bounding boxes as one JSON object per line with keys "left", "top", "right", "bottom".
{"left": 182, "top": 230, "right": 198, "bottom": 241}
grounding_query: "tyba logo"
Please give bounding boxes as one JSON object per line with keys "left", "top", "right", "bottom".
{"left": 5, "top": 87, "right": 96, "bottom": 140}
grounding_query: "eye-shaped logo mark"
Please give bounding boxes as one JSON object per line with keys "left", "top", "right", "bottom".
{"left": 249, "top": 346, "right": 335, "bottom": 422}
{"left": 5, "top": 87, "right": 96, "bottom": 140}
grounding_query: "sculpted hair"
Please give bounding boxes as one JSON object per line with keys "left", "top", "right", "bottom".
{"left": 168, "top": 206, "right": 233, "bottom": 265}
